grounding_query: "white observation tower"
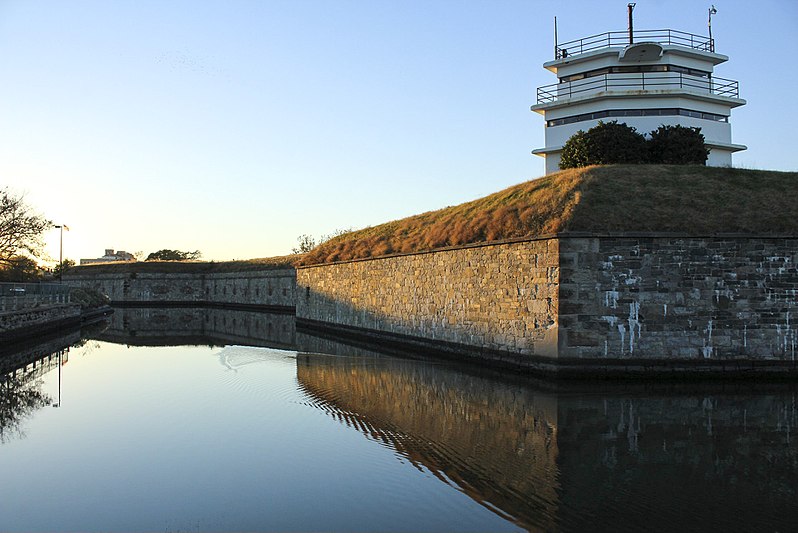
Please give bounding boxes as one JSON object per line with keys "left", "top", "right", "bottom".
{"left": 531, "top": 5, "right": 746, "bottom": 174}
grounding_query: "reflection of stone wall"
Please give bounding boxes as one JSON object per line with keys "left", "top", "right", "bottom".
{"left": 297, "top": 240, "right": 560, "bottom": 362}
{"left": 64, "top": 269, "right": 296, "bottom": 310}
{"left": 97, "top": 307, "right": 295, "bottom": 348}
{"left": 555, "top": 391, "right": 798, "bottom": 531}
{"left": 297, "top": 349, "right": 798, "bottom": 530}
{"left": 0, "top": 331, "right": 75, "bottom": 377}
{"left": 296, "top": 354, "right": 560, "bottom": 531}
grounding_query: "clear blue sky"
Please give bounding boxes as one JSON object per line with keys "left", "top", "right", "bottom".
{"left": 2, "top": 0, "right": 796, "bottom": 263}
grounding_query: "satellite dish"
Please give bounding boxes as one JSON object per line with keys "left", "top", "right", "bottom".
{"left": 619, "top": 42, "right": 664, "bottom": 62}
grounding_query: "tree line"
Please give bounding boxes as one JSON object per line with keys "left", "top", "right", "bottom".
{"left": 0, "top": 188, "right": 204, "bottom": 282}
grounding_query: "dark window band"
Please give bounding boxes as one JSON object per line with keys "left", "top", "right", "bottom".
{"left": 559, "top": 64, "right": 711, "bottom": 83}
{"left": 546, "top": 108, "right": 728, "bottom": 127}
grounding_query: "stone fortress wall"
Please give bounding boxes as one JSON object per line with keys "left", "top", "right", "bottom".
{"left": 558, "top": 236, "right": 798, "bottom": 362}
{"left": 65, "top": 235, "right": 798, "bottom": 375}
{"left": 64, "top": 268, "right": 295, "bottom": 312}
{"left": 296, "top": 239, "right": 561, "bottom": 366}
{"left": 297, "top": 235, "right": 798, "bottom": 374}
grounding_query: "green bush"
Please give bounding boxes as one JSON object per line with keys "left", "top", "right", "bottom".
{"left": 647, "top": 124, "right": 709, "bottom": 165}
{"left": 559, "top": 121, "right": 647, "bottom": 169}
{"left": 559, "top": 130, "right": 591, "bottom": 169}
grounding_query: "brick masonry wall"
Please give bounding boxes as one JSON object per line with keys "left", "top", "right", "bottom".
{"left": 63, "top": 268, "right": 296, "bottom": 309}
{"left": 296, "top": 239, "right": 561, "bottom": 358}
{"left": 559, "top": 236, "right": 798, "bottom": 360}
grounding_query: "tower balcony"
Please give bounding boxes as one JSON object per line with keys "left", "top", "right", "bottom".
{"left": 555, "top": 28, "right": 714, "bottom": 59}
{"left": 536, "top": 71, "right": 740, "bottom": 106}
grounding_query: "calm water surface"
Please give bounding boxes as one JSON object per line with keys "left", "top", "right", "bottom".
{"left": 1, "top": 308, "right": 797, "bottom": 532}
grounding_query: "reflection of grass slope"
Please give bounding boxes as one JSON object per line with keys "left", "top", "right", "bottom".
{"left": 299, "top": 165, "right": 798, "bottom": 265}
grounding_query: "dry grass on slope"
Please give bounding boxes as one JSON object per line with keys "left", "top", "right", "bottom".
{"left": 564, "top": 165, "right": 798, "bottom": 234}
{"left": 299, "top": 165, "right": 798, "bottom": 266}
{"left": 68, "top": 255, "right": 298, "bottom": 275}
{"left": 298, "top": 167, "right": 590, "bottom": 265}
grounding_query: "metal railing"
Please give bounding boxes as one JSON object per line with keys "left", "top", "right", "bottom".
{"left": 536, "top": 72, "right": 739, "bottom": 104}
{"left": 0, "top": 282, "right": 71, "bottom": 312}
{"left": 555, "top": 29, "right": 714, "bottom": 59}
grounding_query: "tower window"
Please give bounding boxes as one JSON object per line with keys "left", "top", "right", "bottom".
{"left": 559, "top": 64, "right": 709, "bottom": 83}
{"left": 546, "top": 108, "right": 728, "bottom": 127}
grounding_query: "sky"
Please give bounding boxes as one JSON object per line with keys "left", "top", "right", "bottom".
{"left": 2, "top": 0, "right": 796, "bottom": 264}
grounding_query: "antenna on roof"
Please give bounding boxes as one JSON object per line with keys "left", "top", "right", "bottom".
{"left": 554, "top": 16, "right": 559, "bottom": 58}
{"left": 628, "top": 3, "right": 636, "bottom": 44}
{"left": 708, "top": 5, "right": 717, "bottom": 52}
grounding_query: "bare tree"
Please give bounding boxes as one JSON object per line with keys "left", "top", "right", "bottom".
{"left": 0, "top": 189, "right": 50, "bottom": 267}
{"left": 292, "top": 234, "right": 316, "bottom": 254}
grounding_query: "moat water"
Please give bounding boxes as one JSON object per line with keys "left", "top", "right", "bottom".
{"left": 1, "top": 308, "right": 797, "bottom": 532}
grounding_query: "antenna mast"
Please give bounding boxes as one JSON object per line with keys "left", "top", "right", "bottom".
{"left": 554, "top": 16, "right": 558, "bottom": 58}
{"left": 627, "top": 3, "right": 636, "bottom": 44}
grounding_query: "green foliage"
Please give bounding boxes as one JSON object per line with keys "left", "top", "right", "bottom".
{"left": 559, "top": 121, "right": 647, "bottom": 170}
{"left": 560, "top": 121, "right": 710, "bottom": 170}
{"left": 584, "top": 120, "right": 648, "bottom": 165}
{"left": 647, "top": 125, "right": 709, "bottom": 165}
{"left": 69, "top": 287, "right": 110, "bottom": 309}
{"left": 559, "top": 130, "right": 591, "bottom": 170}
{"left": 52, "top": 259, "right": 76, "bottom": 279}
{"left": 146, "top": 249, "right": 202, "bottom": 261}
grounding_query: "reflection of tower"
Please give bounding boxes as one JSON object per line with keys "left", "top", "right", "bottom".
{"left": 531, "top": 5, "right": 746, "bottom": 174}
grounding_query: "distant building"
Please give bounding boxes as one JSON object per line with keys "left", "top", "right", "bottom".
{"left": 80, "top": 249, "right": 137, "bottom": 265}
{"left": 531, "top": 5, "right": 746, "bottom": 174}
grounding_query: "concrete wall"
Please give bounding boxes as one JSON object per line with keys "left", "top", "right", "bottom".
{"left": 296, "top": 239, "right": 561, "bottom": 362}
{"left": 64, "top": 268, "right": 296, "bottom": 311}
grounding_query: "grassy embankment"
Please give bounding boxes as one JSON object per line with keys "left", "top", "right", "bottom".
{"left": 68, "top": 256, "right": 296, "bottom": 275}
{"left": 69, "top": 165, "right": 798, "bottom": 273}
{"left": 297, "top": 165, "right": 798, "bottom": 265}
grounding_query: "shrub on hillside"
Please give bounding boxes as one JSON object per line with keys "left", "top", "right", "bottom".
{"left": 558, "top": 130, "right": 591, "bottom": 169}
{"left": 69, "top": 287, "right": 110, "bottom": 309}
{"left": 559, "top": 121, "right": 647, "bottom": 169}
{"left": 647, "top": 124, "right": 709, "bottom": 165}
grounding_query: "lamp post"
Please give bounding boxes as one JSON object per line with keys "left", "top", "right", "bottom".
{"left": 52, "top": 348, "right": 63, "bottom": 408}
{"left": 53, "top": 225, "right": 69, "bottom": 283}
